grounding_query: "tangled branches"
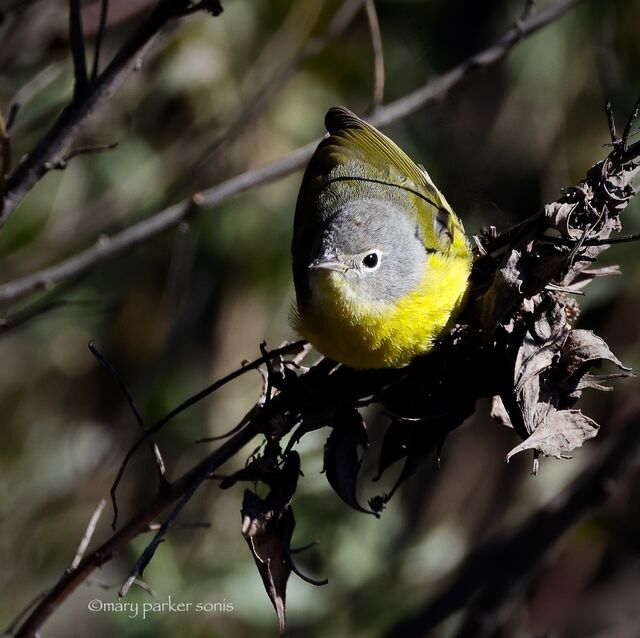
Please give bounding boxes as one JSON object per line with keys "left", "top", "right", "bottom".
{"left": 3, "top": 1, "right": 640, "bottom": 636}
{"left": 226, "top": 100, "right": 640, "bottom": 631}
{"left": 10, "top": 97, "right": 638, "bottom": 638}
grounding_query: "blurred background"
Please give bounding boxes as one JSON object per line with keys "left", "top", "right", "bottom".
{"left": 1, "top": 0, "right": 639, "bottom": 636}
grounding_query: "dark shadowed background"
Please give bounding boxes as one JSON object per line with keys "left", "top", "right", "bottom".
{"left": 1, "top": 0, "right": 639, "bottom": 636}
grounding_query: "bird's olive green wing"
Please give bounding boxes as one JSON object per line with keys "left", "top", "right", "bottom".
{"left": 322, "top": 107, "right": 445, "bottom": 203}
{"left": 292, "top": 106, "right": 470, "bottom": 307}
{"left": 312, "top": 106, "right": 467, "bottom": 254}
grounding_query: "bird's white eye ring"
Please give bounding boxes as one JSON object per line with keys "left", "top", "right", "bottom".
{"left": 362, "top": 251, "right": 380, "bottom": 269}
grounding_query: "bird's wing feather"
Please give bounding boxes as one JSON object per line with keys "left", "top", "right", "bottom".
{"left": 323, "top": 107, "right": 444, "bottom": 203}
{"left": 292, "top": 106, "right": 470, "bottom": 306}
{"left": 315, "top": 107, "right": 465, "bottom": 250}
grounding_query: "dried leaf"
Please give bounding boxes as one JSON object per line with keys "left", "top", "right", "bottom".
{"left": 505, "top": 294, "right": 569, "bottom": 439}
{"left": 545, "top": 200, "right": 580, "bottom": 237}
{"left": 385, "top": 425, "right": 444, "bottom": 501}
{"left": 567, "top": 265, "right": 621, "bottom": 291}
{"left": 502, "top": 324, "right": 628, "bottom": 463}
{"left": 241, "top": 452, "right": 300, "bottom": 634}
{"left": 241, "top": 490, "right": 292, "bottom": 634}
{"left": 560, "top": 329, "right": 630, "bottom": 386}
{"left": 490, "top": 395, "right": 513, "bottom": 428}
{"left": 506, "top": 408, "right": 599, "bottom": 461}
{"left": 373, "top": 418, "right": 414, "bottom": 481}
{"left": 372, "top": 410, "right": 469, "bottom": 509}
{"left": 577, "top": 372, "right": 633, "bottom": 392}
{"left": 482, "top": 248, "right": 524, "bottom": 327}
{"left": 323, "top": 407, "right": 375, "bottom": 516}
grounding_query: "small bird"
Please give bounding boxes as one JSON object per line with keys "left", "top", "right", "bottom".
{"left": 291, "top": 106, "right": 472, "bottom": 369}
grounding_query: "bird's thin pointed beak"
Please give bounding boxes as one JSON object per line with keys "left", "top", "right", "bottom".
{"left": 309, "top": 256, "right": 347, "bottom": 272}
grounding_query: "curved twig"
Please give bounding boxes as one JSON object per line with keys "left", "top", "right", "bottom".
{"left": 108, "top": 339, "right": 306, "bottom": 529}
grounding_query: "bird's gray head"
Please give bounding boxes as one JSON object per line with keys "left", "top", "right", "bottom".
{"left": 308, "top": 197, "right": 427, "bottom": 304}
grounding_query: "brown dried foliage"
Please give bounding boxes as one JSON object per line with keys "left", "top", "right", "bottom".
{"left": 214, "top": 108, "right": 639, "bottom": 631}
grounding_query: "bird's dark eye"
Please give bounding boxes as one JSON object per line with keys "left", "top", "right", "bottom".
{"left": 362, "top": 252, "right": 379, "bottom": 269}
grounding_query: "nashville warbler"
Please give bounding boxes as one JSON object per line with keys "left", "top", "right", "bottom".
{"left": 291, "top": 106, "right": 471, "bottom": 369}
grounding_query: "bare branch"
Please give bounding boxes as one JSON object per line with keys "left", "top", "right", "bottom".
{"left": 364, "top": 0, "right": 385, "bottom": 112}
{"left": 541, "top": 231, "right": 640, "bottom": 247}
{"left": 1, "top": 591, "right": 46, "bottom": 637}
{"left": 69, "top": 0, "right": 89, "bottom": 99}
{"left": 67, "top": 499, "right": 107, "bottom": 572}
{"left": 371, "top": 0, "right": 580, "bottom": 129}
{"left": 90, "top": 0, "right": 110, "bottom": 83}
{"left": 119, "top": 474, "right": 201, "bottom": 598}
{"left": 605, "top": 99, "right": 617, "bottom": 144}
{"left": 0, "top": 275, "right": 106, "bottom": 335}
{"left": 0, "top": 297, "right": 87, "bottom": 335}
{"left": 0, "top": 1, "right": 221, "bottom": 227}
{"left": 0, "top": 0, "right": 584, "bottom": 308}
{"left": 88, "top": 341, "right": 168, "bottom": 501}
{"left": 5, "top": 103, "right": 20, "bottom": 131}
{"left": 108, "top": 339, "right": 306, "bottom": 529}
{"left": 11, "top": 418, "right": 262, "bottom": 638}
{"left": 622, "top": 95, "right": 640, "bottom": 150}
{"left": 174, "top": 0, "right": 222, "bottom": 17}
{"left": 146, "top": 521, "right": 210, "bottom": 531}
{"left": 43, "top": 142, "right": 118, "bottom": 171}
{"left": 169, "top": 0, "right": 366, "bottom": 200}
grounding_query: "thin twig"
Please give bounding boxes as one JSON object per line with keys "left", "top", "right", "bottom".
{"left": 373, "top": 0, "right": 581, "bottom": 129}
{"left": 11, "top": 418, "right": 262, "bottom": 638}
{"left": 175, "top": 0, "right": 222, "bottom": 17}
{"left": 541, "top": 232, "right": 640, "bottom": 247}
{"left": 0, "top": 1, "right": 220, "bottom": 227}
{"left": 605, "top": 99, "right": 617, "bottom": 144}
{"left": 108, "top": 340, "right": 306, "bottom": 529}
{"left": 119, "top": 474, "right": 201, "bottom": 597}
{"left": 259, "top": 341, "right": 275, "bottom": 405}
{"left": 621, "top": 94, "right": 640, "bottom": 150}
{"left": 165, "top": 0, "right": 364, "bottom": 202}
{"left": 69, "top": 0, "right": 89, "bottom": 99}
{"left": 67, "top": 499, "right": 107, "bottom": 572}
{"left": 91, "top": 0, "right": 110, "bottom": 83}
{"left": 0, "top": 293, "right": 103, "bottom": 336}
{"left": 364, "top": 0, "right": 385, "bottom": 112}
{"left": 88, "top": 341, "right": 168, "bottom": 490}
{"left": 43, "top": 142, "right": 118, "bottom": 170}
{"left": 285, "top": 547, "right": 329, "bottom": 587}
{"left": 6, "top": 63, "right": 66, "bottom": 136}
{"left": 196, "top": 404, "right": 261, "bottom": 444}
{"left": 0, "top": 0, "right": 583, "bottom": 308}
{"left": 85, "top": 576, "right": 157, "bottom": 596}
{"left": 146, "top": 521, "right": 211, "bottom": 531}
{"left": 1, "top": 591, "right": 46, "bottom": 637}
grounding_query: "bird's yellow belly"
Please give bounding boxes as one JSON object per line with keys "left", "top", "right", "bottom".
{"left": 296, "top": 254, "right": 470, "bottom": 369}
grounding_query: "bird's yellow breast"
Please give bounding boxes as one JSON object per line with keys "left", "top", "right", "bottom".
{"left": 295, "top": 251, "right": 471, "bottom": 369}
